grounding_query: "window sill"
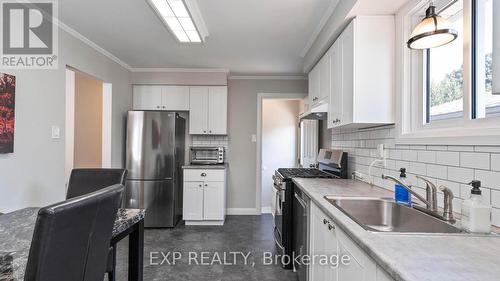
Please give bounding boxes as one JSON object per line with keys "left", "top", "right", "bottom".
{"left": 396, "top": 126, "right": 500, "bottom": 146}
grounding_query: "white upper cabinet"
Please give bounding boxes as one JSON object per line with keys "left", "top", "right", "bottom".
{"left": 327, "top": 16, "right": 395, "bottom": 129}
{"left": 207, "top": 86, "right": 228, "bottom": 135}
{"left": 189, "top": 86, "right": 228, "bottom": 135}
{"left": 309, "top": 51, "right": 331, "bottom": 108}
{"left": 133, "top": 85, "right": 163, "bottom": 110}
{"left": 328, "top": 39, "right": 343, "bottom": 128}
{"left": 162, "top": 86, "right": 190, "bottom": 110}
{"left": 189, "top": 86, "right": 210, "bottom": 134}
{"left": 308, "top": 64, "right": 320, "bottom": 107}
{"left": 133, "top": 85, "right": 190, "bottom": 111}
{"left": 318, "top": 51, "right": 331, "bottom": 105}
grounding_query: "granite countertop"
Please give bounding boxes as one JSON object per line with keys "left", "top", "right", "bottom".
{"left": 0, "top": 207, "right": 145, "bottom": 281}
{"left": 292, "top": 178, "right": 500, "bottom": 281}
{"left": 182, "top": 163, "right": 228, "bottom": 169}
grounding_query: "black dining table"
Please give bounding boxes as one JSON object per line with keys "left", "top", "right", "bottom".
{"left": 0, "top": 207, "right": 145, "bottom": 281}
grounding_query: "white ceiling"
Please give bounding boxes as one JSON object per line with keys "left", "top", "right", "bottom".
{"left": 59, "top": 0, "right": 335, "bottom": 74}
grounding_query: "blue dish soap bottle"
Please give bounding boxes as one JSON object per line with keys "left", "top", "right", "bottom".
{"left": 395, "top": 168, "right": 411, "bottom": 207}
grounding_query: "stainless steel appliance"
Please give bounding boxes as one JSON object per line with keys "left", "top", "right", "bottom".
{"left": 293, "top": 187, "right": 310, "bottom": 281}
{"left": 124, "top": 111, "right": 185, "bottom": 228}
{"left": 190, "top": 146, "right": 225, "bottom": 164}
{"left": 272, "top": 149, "right": 348, "bottom": 270}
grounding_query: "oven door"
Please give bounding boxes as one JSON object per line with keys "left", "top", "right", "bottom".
{"left": 273, "top": 182, "right": 285, "bottom": 254}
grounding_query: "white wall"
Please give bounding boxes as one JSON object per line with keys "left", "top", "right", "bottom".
{"left": 261, "top": 99, "right": 300, "bottom": 210}
{"left": 0, "top": 29, "right": 131, "bottom": 212}
{"left": 226, "top": 78, "right": 308, "bottom": 212}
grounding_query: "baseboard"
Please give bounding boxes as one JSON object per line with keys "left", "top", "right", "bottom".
{"left": 226, "top": 208, "right": 260, "bottom": 215}
{"left": 185, "top": 220, "right": 225, "bottom": 226}
{"left": 261, "top": 206, "right": 273, "bottom": 214}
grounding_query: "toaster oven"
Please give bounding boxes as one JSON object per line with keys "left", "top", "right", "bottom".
{"left": 190, "top": 147, "right": 225, "bottom": 164}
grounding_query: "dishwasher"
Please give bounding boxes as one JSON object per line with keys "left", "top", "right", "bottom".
{"left": 293, "top": 186, "right": 310, "bottom": 281}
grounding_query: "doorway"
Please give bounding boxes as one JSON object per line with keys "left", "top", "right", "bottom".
{"left": 65, "top": 68, "right": 112, "bottom": 184}
{"left": 256, "top": 93, "right": 305, "bottom": 214}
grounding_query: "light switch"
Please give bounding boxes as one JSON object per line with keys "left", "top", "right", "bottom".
{"left": 251, "top": 134, "right": 257, "bottom": 142}
{"left": 51, "top": 125, "right": 61, "bottom": 139}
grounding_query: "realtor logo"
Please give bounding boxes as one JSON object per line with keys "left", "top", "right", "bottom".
{"left": 0, "top": 0, "right": 58, "bottom": 69}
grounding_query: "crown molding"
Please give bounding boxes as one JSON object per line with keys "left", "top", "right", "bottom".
{"left": 228, "top": 75, "right": 307, "bottom": 80}
{"left": 56, "top": 20, "right": 132, "bottom": 70}
{"left": 130, "top": 68, "right": 230, "bottom": 73}
{"left": 300, "top": 0, "right": 340, "bottom": 58}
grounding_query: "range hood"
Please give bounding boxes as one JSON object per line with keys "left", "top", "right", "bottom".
{"left": 300, "top": 102, "right": 328, "bottom": 120}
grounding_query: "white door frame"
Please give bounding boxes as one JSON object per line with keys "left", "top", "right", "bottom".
{"left": 64, "top": 68, "right": 113, "bottom": 186}
{"left": 256, "top": 93, "right": 306, "bottom": 215}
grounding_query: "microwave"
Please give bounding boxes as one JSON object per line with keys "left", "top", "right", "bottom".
{"left": 190, "top": 147, "right": 225, "bottom": 165}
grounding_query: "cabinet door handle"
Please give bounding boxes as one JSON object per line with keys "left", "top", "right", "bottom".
{"left": 323, "top": 219, "right": 329, "bottom": 225}
{"left": 201, "top": 173, "right": 207, "bottom": 177}
{"left": 203, "top": 130, "right": 207, "bottom": 133}
{"left": 209, "top": 130, "right": 212, "bottom": 133}
{"left": 328, "top": 224, "right": 335, "bottom": 231}
{"left": 156, "top": 105, "right": 161, "bottom": 109}
{"left": 205, "top": 184, "right": 208, "bottom": 187}
{"left": 199, "top": 184, "right": 202, "bottom": 187}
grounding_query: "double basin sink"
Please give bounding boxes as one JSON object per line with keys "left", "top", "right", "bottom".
{"left": 325, "top": 197, "right": 463, "bottom": 234}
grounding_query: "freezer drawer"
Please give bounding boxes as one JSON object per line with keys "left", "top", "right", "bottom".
{"left": 124, "top": 180, "right": 179, "bottom": 227}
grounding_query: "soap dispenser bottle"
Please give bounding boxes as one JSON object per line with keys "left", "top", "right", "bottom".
{"left": 394, "top": 168, "right": 411, "bottom": 207}
{"left": 461, "top": 180, "right": 492, "bottom": 234}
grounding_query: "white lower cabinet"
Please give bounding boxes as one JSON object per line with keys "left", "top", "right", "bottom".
{"left": 309, "top": 203, "right": 339, "bottom": 281}
{"left": 182, "top": 168, "right": 226, "bottom": 225}
{"left": 309, "top": 201, "right": 395, "bottom": 281}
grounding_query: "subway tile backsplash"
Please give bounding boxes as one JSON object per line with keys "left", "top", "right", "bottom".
{"left": 191, "top": 135, "right": 229, "bottom": 148}
{"left": 329, "top": 125, "right": 500, "bottom": 226}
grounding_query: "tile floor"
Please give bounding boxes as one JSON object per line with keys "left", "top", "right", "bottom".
{"left": 114, "top": 215, "right": 298, "bottom": 281}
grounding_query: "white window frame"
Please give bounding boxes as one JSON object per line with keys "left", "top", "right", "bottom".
{"left": 395, "top": 0, "right": 500, "bottom": 145}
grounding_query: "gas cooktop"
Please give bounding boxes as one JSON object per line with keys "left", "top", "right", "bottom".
{"left": 277, "top": 168, "right": 335, "bottom": 179}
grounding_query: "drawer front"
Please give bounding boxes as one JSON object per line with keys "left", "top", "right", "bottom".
{"left": 184, "top": 169, "right": 225, "bottom": 182}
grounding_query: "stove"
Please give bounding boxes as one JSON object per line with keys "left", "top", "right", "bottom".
{"left": 272, "top": 149, "right": 348, "bottom": 270}
{"left": 277, "top": 168, "right": 336, "bottom": 179}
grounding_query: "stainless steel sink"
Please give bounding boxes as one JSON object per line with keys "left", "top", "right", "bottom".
{"left": 324, "top": 196, "right": 463, "bottom": 234}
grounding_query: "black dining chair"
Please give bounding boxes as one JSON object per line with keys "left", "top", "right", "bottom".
{"left": 66, "top": 168, "right": 128, "bottom": 199}
{"left": 24, "top": 184, "right": 123, "bottom": 281}
{"left": 66, "top": 168, "right": 127, "bottom": 281}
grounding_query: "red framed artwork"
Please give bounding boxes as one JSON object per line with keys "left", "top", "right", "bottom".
{"left": 0, "top": 73, "right": 15, "bottom": 154}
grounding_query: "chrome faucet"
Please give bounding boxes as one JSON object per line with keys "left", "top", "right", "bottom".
{"left": 439, "top": 185, "right": 456, "bottom": 223}
{"left": 382, "top": 174, "right": 456, "bottom": 224}
{"left": 416, "top": 175, "right": 438, "bottom": 212}
{"left": 381, "top": 174, "right": 431, "bottom": 208}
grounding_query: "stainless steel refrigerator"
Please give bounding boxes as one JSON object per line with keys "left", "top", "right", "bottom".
{"left": 124, "top": 111, "right": 185, "bottom": 227}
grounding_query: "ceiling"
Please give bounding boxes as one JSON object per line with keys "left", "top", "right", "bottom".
{"left": 59, "top": 0, "right": 335, "bottom": 74}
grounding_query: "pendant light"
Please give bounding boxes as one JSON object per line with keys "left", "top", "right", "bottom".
{"left": 407, "top": 3, "right": 458, "bottom": 49}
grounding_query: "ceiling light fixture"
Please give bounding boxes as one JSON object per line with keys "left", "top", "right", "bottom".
{"left": 148, "top": 0, "right": 206, "bottom": 43}
{"left": 407, "top": 2, "right": 458, "bottom": 49}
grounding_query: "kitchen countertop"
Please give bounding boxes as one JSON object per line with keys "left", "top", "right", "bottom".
{"left": 182, "top": 163, "right": 228, "bottom": 169}
{"left": 0, "top": 208, "right": 145, "bottom": 280}
{"left": 293, "top": 178, "right": 500, "bottom": 281}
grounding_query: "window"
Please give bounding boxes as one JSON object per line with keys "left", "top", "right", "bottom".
{"left": 426, "top": 0, "right": 464, "bottom": 122}
{"left": 473, "top": 0, "right": 500, "bottom": 118}
{"left": 397, "top": 0, "right": 500, "bottom": 144}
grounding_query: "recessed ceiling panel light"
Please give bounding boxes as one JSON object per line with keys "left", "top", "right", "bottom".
{"left": 151, "top": 0, "right": 174, "bottom": 17}
{"left": 148, "top": 0, "right": 206, "bottom": 43}
{"left": 167, "top": 0, "right": 190, "bottom": 17}
{"left": 185, "top": 30, "right": 201, "bottom": 42}
{"left": 165, "top": 17, "right": 183, "bottom": 31}
{"left": 178, "top": 17, "right": 196, "bottom": 31}
{"left": 172, "top": 29, "right": 190, "bottom": 42}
